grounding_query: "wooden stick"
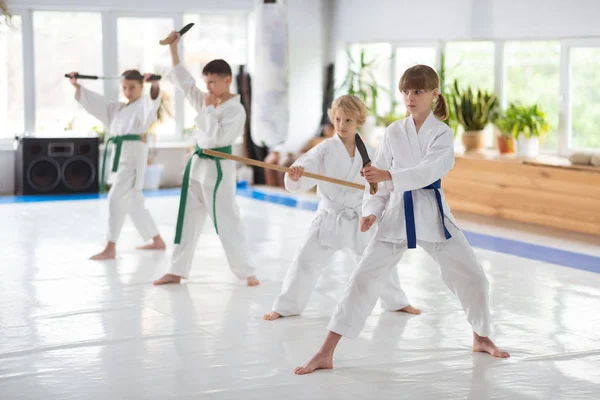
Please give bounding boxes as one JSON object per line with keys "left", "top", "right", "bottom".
{"left": 203, "top": 149, "right": 365, "bottom": 190}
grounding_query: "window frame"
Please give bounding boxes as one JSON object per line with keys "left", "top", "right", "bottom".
{"left": 2, "top": 7, "right": 250, "bottom": 146}
{"left": 344, "top": 37, "right": 600, "bottom": 155}
{"left": 114, "top": 11, "right": 183, "bottom": 143}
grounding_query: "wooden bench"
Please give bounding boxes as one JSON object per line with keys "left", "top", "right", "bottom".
{"left": 443, "top": 152, "right": 600, "bottom": 235}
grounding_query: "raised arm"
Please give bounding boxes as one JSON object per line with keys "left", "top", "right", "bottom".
{"left": 70, "top": 72, "right": 119, "bottom": 127}
{"left": 165, "top": 32, "right": 206, "bottom": 111}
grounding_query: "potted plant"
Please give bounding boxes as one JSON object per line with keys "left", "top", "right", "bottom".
{"left": 494, "top": 111, "right": 517, "bottom": 155}
{"left": 497, "top": 103, "right": 549, "bottom": 158}
{"left": 452, "top": 80, "right": 499, "bottom": 152}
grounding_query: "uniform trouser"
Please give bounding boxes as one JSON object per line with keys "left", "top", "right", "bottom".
{"left": 328, "top": 223, "right": 491, "bottom": 339}
{"left": 167, "top": 177, "right": 255, "bottom": 280}
{"left": 106, "top": 162, "right": 159, "bottom": 242}
{"left": 272, "top": 223, "right": 409, "bottom": 316}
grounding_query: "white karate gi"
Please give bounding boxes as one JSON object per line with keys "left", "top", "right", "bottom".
{"left": 272, "top": 134, "right": 410, "bottom": 316}
{"left": 328, "top": 113, "right": 492, "bottom": 339}
{"left": 164, "top": 64, "right": 255, "bottom": 280}
{"left": 77, "top": 87, "right": 160, "bottom": 242}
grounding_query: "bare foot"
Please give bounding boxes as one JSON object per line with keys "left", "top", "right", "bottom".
{"left": 473, "top": 333, "right": 510, "bottom": 358}
{"left": 90, "top": 249, "right": 116, "bottom": 260}
{"left": 263, "top": 311, "right": 282, "bottom": 321}
{"left": 396, "top": 305, "right": 421, "bottom": 315}
{"left": 90, "top": 242, "right": 116, "bottom": 260}
{"left": 137, "top": 235, "right": 166, "bottom": 250}
{"left": 247, "top": 276, "right": 260, "bottom": 287}
{"left": 153, "top": 274, "right": 182, "bottom": 285}
{"left": 294, "top": 351, "right": 334, "bottom": 375}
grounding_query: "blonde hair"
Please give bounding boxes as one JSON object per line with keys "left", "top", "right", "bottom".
{"left": 399, "top": 65, "right": 449, "bottom": 121}
{"left": 327, "top": 95, "right": 368, "bottom": 127}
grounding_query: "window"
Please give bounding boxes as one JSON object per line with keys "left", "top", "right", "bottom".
{"left": 182, "top": 13, "right": 249, "bottom": 129}
{"left": 394, "top": 47, "right": 437, "bottom": 112}
{"left": 33, "top": 11, "right": 103, "bottom": 133}
{"left": 445, "top": 41, "right": 495, "bottom": 92}
{"left": 0, "top": 16, "right": 24, "bottom": 138}
{"left": 505, "top": 41, "right": 560, "bottom": 150}
{"left": 345, "top": 43, "right": 392, "bottom": 119}
{"left": 117, "top": 17, "right": 176, "bottom": 136}
{"left": 570, "top": 47, "right": 600, "bottom": 149}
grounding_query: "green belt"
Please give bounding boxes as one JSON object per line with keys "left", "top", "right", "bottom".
{"left": 100, "top": 134, "right": 143, "bottom": 193}
{"left": 174, "top": 144, "right": 232, "bottom": 244}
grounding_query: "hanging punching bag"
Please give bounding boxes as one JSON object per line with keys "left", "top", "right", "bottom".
{"left": 251, "top": 0, "right": 289, "bottom": 148}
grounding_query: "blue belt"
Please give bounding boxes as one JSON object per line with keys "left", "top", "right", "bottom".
{"left": 403, "top": 179, "right": 452, "bottom": 249}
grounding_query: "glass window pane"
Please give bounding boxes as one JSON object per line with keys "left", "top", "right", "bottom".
{"left": 445, "top": 41, "right": 495, "bottom": 92}
{"left": 345, "top": 43, "right": 392, "bottom": 118}
{"left": 117, "top": 17, "right": 176, "bottom": 136}
{"left": 394, "top": 47, "right": 437, "bottom": 111}
{"left": 0, "top": 16, "right": 24, "bottom": 138}
{"left": 33, "top": 11, "right": 103, "bottom": 133}
{"left": 571, "top": 47, "right": 600, "bottom": 149}
{"left": 182, "top": 14, "right": 248, "bottom": 129}
{"left": 505, "top": 41, "right": 560, "bottom": 150}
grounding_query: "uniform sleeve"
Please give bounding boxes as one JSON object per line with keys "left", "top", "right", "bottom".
{"left": 76, "top": 86, "right": 120, "bottom": 128}
{"left": 165, "top": 63, "right": 206, "bottom": 112}
{"left": 284, "top": 141, "right": 325, "bottom": 193}
{"left": 194, "top": 103, "right": 246, "bottom": 145}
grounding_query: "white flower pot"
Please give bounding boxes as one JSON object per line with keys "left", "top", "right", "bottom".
{"left": 516, "top": 134, "right": 539, "bottom": 158}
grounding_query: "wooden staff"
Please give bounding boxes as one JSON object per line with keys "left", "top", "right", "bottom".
{"left": 203, "top": 149, "right": 366, "bottom": 190}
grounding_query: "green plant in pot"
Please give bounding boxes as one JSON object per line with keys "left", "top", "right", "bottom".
{"left": 452, "top": 80, "right": 499, "bottom": 152}
{"left": 494, "top": 112, "right": 516, "bottom": 155}
{"left": 338, "top": 48, "right": 388, "bottom": 116}
{"left": 497, "top": 103, "right": 549, "bottom": 158}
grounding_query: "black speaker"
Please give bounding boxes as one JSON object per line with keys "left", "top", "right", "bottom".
{"left": 15, "top": 137, "right": 99, "bottom": 195}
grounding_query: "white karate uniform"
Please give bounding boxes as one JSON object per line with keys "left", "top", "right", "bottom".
{"left": 328, "top": 112, "right": 492, "bottom": 339}
{"left": 272, "top": 134, "right": 410, "bottom": 316}
{"left": 164, "top": 64, "right": 255, "bottom": 280}
{"left": 77, "top": 87, "right": 160, "bottom": 242}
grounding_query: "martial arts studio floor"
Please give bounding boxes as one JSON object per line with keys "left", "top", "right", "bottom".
{"left": 1, "top": 185, "right": 599, "bottom": 400}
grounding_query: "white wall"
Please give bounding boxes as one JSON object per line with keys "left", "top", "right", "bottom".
{"left": 284, "top": 0, "right": 328, "bottom": 150}
{"left": 330, "top": 0, "right": 600, "bottom": 46}
{"left": 6, "top": 0, "right": 255, "bottom": 12}
{"left": 489, "top": 0, "right": 600, "bottom": 39}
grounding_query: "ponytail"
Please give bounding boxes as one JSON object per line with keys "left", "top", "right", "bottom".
{"left": 434, "top": 93, "right": 449, "bottom": 121}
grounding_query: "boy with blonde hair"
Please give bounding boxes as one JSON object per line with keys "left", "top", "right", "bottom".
{"left": 264, "top": 95, "right": 419, "bottom": 320}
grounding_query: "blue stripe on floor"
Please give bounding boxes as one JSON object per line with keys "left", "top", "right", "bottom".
{"left": 1, "top": 184, "right": 599, "bottom": 273}
{"left": 463, "top": 232, "right": 600, "bottom": 274}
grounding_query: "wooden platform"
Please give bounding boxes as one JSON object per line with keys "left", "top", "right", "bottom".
{"left": 443, "top": 152, "right": 600, "bottom": 235}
